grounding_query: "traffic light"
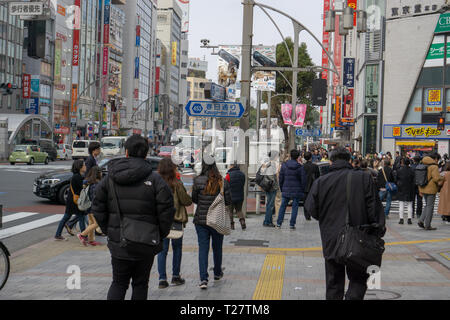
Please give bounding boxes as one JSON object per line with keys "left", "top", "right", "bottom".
{"left": 0, "top": 83, "right": 14, "bottom": 95}
{"left": 438, "top": 116, "right": 445, "bottom": 131}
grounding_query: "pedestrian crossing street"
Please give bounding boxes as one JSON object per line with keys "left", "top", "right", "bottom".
{"left": 0, "top": 164, "right": 71, "bottom": 174}
{"left": 0, "top": 211, "right": 63, "bottom": 240}
{"left": 383, "top": 194, "right": 441, "bottom": 216}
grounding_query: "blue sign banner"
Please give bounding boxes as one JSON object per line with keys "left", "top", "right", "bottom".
{"left": 134, "top": 57, "right": 139, "bottom": 79}
{"left": 210, "top": 83, "right": 226, "bottom": 101}
{"left": 343, "top": 58, "right": 355, "bottom": 88}
{"left": 104, "top": 0, "right": 110, "bottom": 25}
{"left": 185, "top": 100, "right": 245, "bottom": 118}
{"left": 26, "top": 98, "right": 39, "bottom": 115}
{"left": 295, "top": 128, "right": 322, "bottom": 137}
{"left": 30, "top": 78, "right": 39, "bottom": 94}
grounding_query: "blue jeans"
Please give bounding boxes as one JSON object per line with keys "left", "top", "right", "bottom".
{"left": 195, "top": 224, "right": 224, "bottom": 282}
{"left": 157, "top": 237, "right": 183, "bottom": 281}
{"left": 55, "top": 210, "right": 86, "bottom": 237}
{"left": 277, "top": 196, "right": 300, "bottom": 227}
{"left": 263, "top": 191, "right": 277, "bottom": 225}
{"left": 378, "top": 190, "right": 392, "bottom": 216}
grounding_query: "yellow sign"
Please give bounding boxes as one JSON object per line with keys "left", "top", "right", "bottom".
{"left": 404, "top": 126, "right": 441, "bottom": 137}
{"left": 428, "top": 89, "right": 441, "bottom": 105}
{"left": 392, "top": 127, "right": 401, "bottom": 137}
{"left": 171, "top": 41, "right": 177, "bottom": 66}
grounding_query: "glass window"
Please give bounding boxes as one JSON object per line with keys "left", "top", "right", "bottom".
{"left": 418, "top": 67, "right": 443, "bottom": 86}
{"left": 423, "top": 88, "right": 443, "bottom": 114}
{"left": 365, "top": 64, "right": 379, "bottom": 113}
{"left": 404, "top": 88, "right": 423, "bottom": 123}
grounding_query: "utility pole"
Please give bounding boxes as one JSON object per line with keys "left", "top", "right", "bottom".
{"left": 267, "top": 91, "right": 271, "bottom": 139}
{"left": 239, "top": 0, "right": 254, "bottom": 216}
{"left": 98, "top": 1, "right": 105, "bottom": 141}
{"left": 288, "top": 22, "right": 302, "bottom": 151}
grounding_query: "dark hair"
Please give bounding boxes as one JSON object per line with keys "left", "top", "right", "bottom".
{"left": 360, "top": 159, "right": 368, "bottom": 169}
{"left": 88, "top": 141, "right": 101, "bottom": 155}
{"left": 443, "top": 161, "right": 450, "bottom": 172}
{"left": 352, "top": 158, "right": 361, "bottom": 167}
{"left": 158, "top": 157, "right": 177, "bottom": 190}
{"left": 72, "top": 159, "right": 85, "bottom": 174}
{"left": 413, "top": 156, "right": 421, "bottom": 164}
{"left": 86, "top": 166, "right": 101, "bottom": 184}
{"left": 329, "top": 147, "right": 351, "bottom": 162}
{"left": 384, "top": 159, "right": 391, "bottom": 167}
{"left": 201, "top": 161, "right": 222, "bottom": 195}
{"left": 124, "top": 134, "right": 149, "bottom": 158}
{"left": 304, "top": 151, "right": 312, "bottom": 161}
{"left": 268, "top": 150, "right": 279, "bottom": 161}
{"left": 429, "top": 153, "right": 441, "bottom": 161}
{"left": 290, "top": 149, "right": 300, "bottom": 160}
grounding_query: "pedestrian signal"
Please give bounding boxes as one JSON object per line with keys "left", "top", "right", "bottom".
{"left": 438, "top": 116, "right": 445, "bottom": 131}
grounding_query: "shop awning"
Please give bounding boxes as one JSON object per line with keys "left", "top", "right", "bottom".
{"left": 395, "top": 141, "right": 436, "bottom": 146}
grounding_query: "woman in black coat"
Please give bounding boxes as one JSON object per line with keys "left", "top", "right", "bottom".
{"left": 192, "top": 160, "right": 232, "bottom": 290}
{"left": 396, "top": 158, "right": 415, "bottom": 225}
{"left": 54, "top": 160, "right": 87, "bottom": 240}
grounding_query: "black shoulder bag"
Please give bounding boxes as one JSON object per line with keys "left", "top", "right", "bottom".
{"left": 335, "top": 172, "right": 385, "bottom": 271}
{"left": 108, "top": 177, "right": 160, "bottom": 255}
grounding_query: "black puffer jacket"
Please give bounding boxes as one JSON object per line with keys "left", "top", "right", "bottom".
{"left": 93, "top": 157, "right": 175, "bottom": 261}
{"left": 192, "top": 175, "right": 232, "bottom": 226}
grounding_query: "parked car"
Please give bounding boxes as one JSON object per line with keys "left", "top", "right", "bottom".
{"left": 9, "top": 145, "right": 49, "bottom": 165}
{"left": 56, "top": 144, "right": 73, "bottom": 160}
{"left": 33, "top": 156, "right": 162, "bottom": 204}
{"left": 72, "top": 140, "right": 98, "bottom": 160}
{"left": 21, "top": 138, "right": 57, "bottom": 161}
{"left": 158, "top": 145, "right": 175, "bottom": 158}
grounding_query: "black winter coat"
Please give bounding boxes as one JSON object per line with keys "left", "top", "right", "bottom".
{"left": 377, "top": 166, "right": 395, "bottom": 190}
{"left": 67, "top": 173, "right": 85, "bottom": 216}
{"left": 192, "top": 175, "right": 232, "bottom": 226}
{"left": 303, "top": 161, "right": 320, "bottom": 194}
{"left": 84, "top": 155, "right": 97, "bottom": 177}
{"left": 279, "top": 160, "right": 306, "bottom": 198}
{"left": 226, "top": 166, "right": 245, "bottom": 203}
{"left": 395, "top": 165, "right": 415, "bottom": 201}
{"left": 92, "top": 157, "right": 175, "bottom": 261}
{"left": 304, "top": 160, "right": 385, "bottom": 260}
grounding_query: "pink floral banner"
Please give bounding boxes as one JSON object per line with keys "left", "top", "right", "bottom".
{"left": 294, "top": 104, "right": 307, "bottom": 127}
{"left": 281, "top": 104, "right": 293, "bottom": 125}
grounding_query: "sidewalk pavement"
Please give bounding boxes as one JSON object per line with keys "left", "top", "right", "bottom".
{"left": 0, "top": 209, "right": 449, "bottom": 300}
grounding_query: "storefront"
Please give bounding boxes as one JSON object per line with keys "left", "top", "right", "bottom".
{"left": 383, "top": 124, "right": 450, "bottom": 157}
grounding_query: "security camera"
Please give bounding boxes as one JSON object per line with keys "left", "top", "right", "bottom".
{"left": 200, "top": 39, "right": 210, "bottom": 46}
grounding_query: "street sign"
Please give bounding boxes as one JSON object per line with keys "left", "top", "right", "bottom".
{"left": 88, "top": 133, "right": 93, "bottom": 138}
{"left": 203, "top": 83, "right": 226, "bottom": 101}
{"left": 9, "top": 2, "right": 44, "bottom": 16}
{"left": 295, "top": 128, "right": 322, "bottom": 137}
{"left": 185, "top": 100, "right": 245, "bottom": 118}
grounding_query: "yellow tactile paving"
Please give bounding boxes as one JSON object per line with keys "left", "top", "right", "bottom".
{"left": 252, "top": 254, "right": 286, "bottom": 300}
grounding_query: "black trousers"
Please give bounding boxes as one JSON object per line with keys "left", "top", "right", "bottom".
{"left": 413, "top": 187, "right": 423, "bottom": 218}
{"left": 107, "top": 256, "right": 155, "bottom": 300}
{"left": 324, "top": 259, "right": 369, "bottom": 300}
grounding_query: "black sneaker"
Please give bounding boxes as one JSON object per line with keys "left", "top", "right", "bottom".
{"left": 407, "top": 219, "right": 412, "bottom": 225}
{"left": 171, "top": 276, "right": 185, "bottom": 286}
{"left": 418, "top": 221, "right": 425, "bottom": 229}
{"left": 424, "top": 226, "right": 437, "bottom": 231}
{"left": 398, "top": 219, "right": 404, "bottom": 225}
{"left": 54, "top": 236, "right": 67, "bottom": 241}
{"left": 158, "top": 280, "right": 169, "bottom": 289}
{"left": 199, "top": 280, "right": 208, "bottom": 289}
{"left": 263, "top": 223, "right": 275, "bottom": 227}
{"left": 290, "top": 225, "right": 296, "bottom": 230}
{"left": 64, "top": 224, "right": 75, "bottom": 236}
{"left": 214, "top": 273, "right": 224, "bottom": 281}
{"left": 305, "top": 217, "right": 312, "bottom": 221}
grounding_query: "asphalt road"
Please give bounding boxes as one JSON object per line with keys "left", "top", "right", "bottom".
{"left": 0, "top": 159, "right": 196, "bottom": 254}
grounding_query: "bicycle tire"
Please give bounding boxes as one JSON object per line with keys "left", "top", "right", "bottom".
{"left": 0, "top": 242, "right": 10, "bottom": 290}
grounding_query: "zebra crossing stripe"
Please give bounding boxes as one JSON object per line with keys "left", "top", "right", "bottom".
{"left": 2, "top": 212, "right": 39, "bottom": 223}
{"left": 0, "top": 214, "right": 63, "bottom": 240}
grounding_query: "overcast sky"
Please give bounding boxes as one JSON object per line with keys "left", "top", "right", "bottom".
{"left": 188, "top": 0, "right": 324, "bottom": 82}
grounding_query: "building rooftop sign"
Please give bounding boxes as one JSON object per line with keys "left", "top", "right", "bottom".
{"left": 387, "top": 0, "right": 442, "bottom": 20}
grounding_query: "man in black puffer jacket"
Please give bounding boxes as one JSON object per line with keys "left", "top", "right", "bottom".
{"left": 93, "top": 134, "right": 175, "bottom": 300}
{"left": 225, "top": 163, "right": 246, "bottom": 230}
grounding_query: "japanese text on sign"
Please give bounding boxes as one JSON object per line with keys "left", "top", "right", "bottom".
{"left": 9, "top": 3, "right": 43, "bottom": 16}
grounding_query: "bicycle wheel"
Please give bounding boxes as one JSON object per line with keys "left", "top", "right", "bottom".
{"left": 0, "top": 242, "right": 10, "bottom": 290}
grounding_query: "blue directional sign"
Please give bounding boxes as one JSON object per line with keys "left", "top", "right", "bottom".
{"left": 295, "top": 128, "right": 322, "bottom": 137}
{"left": 185, "top": 100, "right": 245, "bottom": 118}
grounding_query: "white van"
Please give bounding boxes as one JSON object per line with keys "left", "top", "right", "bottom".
{"left": 72, "top": 140, "right": 96, "bottom": 160}
{"left": 100, "top": 136, "right": 127, "bottom": 157}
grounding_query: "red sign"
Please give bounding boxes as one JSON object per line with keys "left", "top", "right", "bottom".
{"left": 102, "top": 47, "right": 109, "bottom": 75}
{"left": 104, "top": 24, "right": 110, "bottom": 44}
{"left": 342, "top": 88, "right": 355, "bottom": 121}
{"left": 54, "top": 127, "right": 70, "bottom": 134}
{"left": 333, "top": 15, "right": 342, "bottom": 89}
{"left": 136, "top": 25, "right": 141, "bottom": 37}
{"left": 321, "top": 0, "right": 330, "bottom": 80}
{"left": 71, "top": 84, "right": 78, "bottom": 113}
{"left": 320, "top": 106, "right": 323, "bottom": 125}
{"left": 347, "top": 0, "right": 358, "bottom": 26}
{"left": 155, "top": 67, "right": 160, "bottom": 95}
{"left": 72, "top": 29, "right": 80, "bottom": 67}
{"left": 22, "top": 74, "right": 31, "bottom": 98}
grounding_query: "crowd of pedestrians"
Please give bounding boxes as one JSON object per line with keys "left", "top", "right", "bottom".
{"left": 51, "top": 135, "right": 450, "bottom": 300}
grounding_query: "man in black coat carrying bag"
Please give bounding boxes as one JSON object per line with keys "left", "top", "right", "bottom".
{"left": 93, "top": 134, "right": 175, "bottom": 300}
{"left": 305, "top": 147, "right": 385, "bottom": 300}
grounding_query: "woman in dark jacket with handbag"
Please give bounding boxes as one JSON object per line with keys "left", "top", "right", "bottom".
{"left": 396, "top": 158, "right": 415, "bottom": 225}
{"left": 54, "top": 160, "right": 87, "bottom": 240}
{"left": 192, "top": 160, "right": 232, "bottom": 290}
{"left": 157, "top": 158, "right": 192, "bottom": 289}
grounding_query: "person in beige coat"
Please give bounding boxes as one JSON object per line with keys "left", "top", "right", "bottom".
{"left": 437, "top": 162, "right": 450, "bottom": 223}
{"left": 418, "top": 154, "right": 444, "bottom": 230}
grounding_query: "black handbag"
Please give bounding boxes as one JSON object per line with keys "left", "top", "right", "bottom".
{"left": 334, "top": 172, "right": 385, "bottom": 271}
{"left": 109, "top": 178, "right": 160, "bottom": 255}
{"left": 256, "top": 166, "right": 274, "bottom": 192}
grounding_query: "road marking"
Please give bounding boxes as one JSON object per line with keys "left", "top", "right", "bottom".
{"left": 252, "top": 254, "right": 285, "bottom": 300}
{"left": 440, "top": 252, "right": 450, "bottom": 261}
{"left": 0, "top": 214, "right": 63, "bottom": 240}
{"left": 4, "top": 169, "right": 41, "bottom": 174}
{"left": 2, "top": 212, "right": 39, "bottom": 223}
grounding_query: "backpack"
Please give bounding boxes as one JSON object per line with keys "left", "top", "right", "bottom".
{"left": 77, "top": 185, "right": 91, "bottom": 211}
{"left": 414, "top": 164, "right": 429, "bottom": 187}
